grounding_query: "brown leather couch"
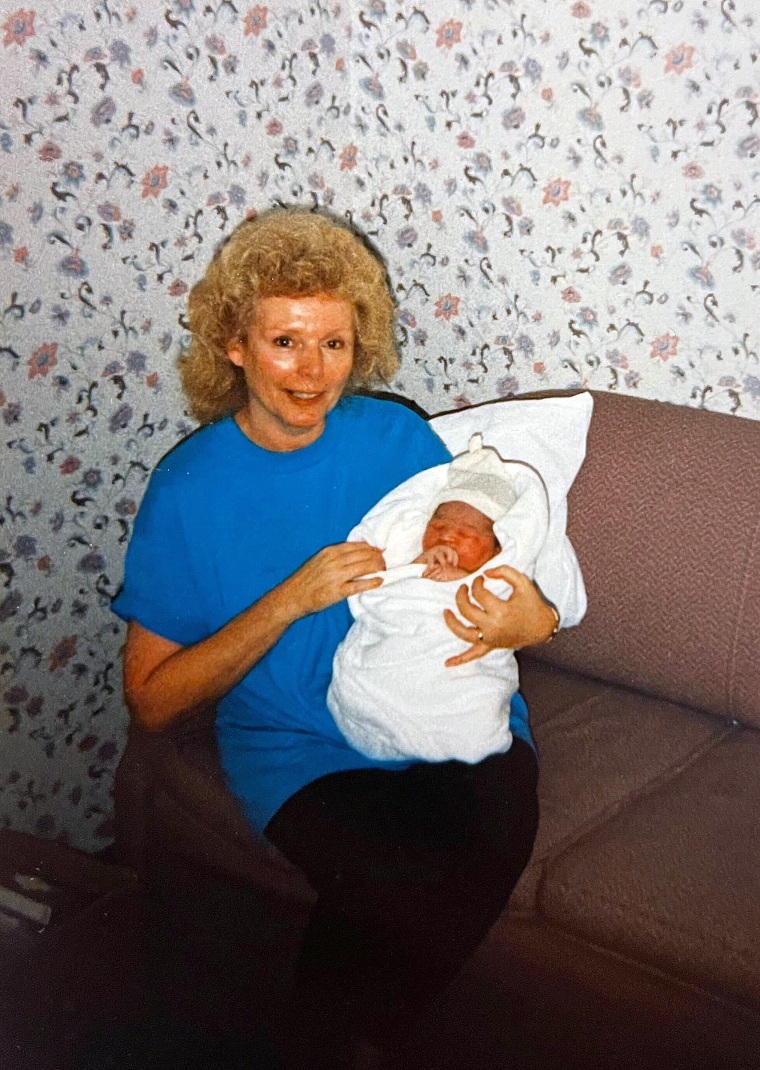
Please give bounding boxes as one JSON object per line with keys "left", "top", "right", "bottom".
{"left": 114, "top": 390, "right": 760, "bottom": 1069}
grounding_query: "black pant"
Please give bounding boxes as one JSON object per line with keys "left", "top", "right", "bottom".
{"left": 265, "top": 739, "right": 539, "bottom": 1062}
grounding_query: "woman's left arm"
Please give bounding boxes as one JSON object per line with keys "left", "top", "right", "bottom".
{"left": 443, "top": 564, "right": 558, "bottom": 667}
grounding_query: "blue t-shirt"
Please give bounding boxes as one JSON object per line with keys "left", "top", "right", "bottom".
{"left": 113, "top": 395, "right": 532, "bottom": 834}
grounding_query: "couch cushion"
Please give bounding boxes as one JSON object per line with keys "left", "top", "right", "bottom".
{"left": 533, "top": 391, "right": 760, "bottom": 729}
{"left": 512, "top": 658, "right": 733, "bottom": 912}
{"left": 536, "top": 727, "right": 760, "bottom": 1011}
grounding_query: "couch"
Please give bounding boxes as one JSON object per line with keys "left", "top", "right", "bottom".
{"left": 113, "top": 389, "right": 760, "bottom": 1069}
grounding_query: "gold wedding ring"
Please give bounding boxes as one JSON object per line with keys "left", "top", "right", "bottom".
{"left": 477, "top": 630, "right": 484, "bottom": 642}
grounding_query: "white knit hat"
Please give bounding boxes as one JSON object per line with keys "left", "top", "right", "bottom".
{"left": 433, "top": 433, "right": 518, "bottom": 521}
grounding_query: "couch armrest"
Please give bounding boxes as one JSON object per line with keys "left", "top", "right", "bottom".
{"left": 113, "top": 723, "right": 154, "bottom": 874}
{"left": 113, "top": 710, "right": 315, "bottom": 905}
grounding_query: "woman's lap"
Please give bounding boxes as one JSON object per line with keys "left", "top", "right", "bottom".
{"left": 265, "top": 739, "right": 539, "bottom": 1050}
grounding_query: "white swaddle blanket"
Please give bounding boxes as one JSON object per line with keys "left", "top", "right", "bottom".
{"left": 327, "top": 455, "right": 551, "bottom": 763}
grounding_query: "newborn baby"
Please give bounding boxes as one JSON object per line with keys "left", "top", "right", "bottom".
{"left": 327, "top": 435, "right": 550, "bottom": 764}
{"left": 414, "top": 499, "right": 501, "bottom": 581}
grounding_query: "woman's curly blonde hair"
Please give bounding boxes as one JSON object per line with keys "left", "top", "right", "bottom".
{"left": 178, "top": 207, "right": 399, "bottom": 424}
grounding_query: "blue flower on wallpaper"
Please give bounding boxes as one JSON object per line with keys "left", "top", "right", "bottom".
{"left": 360, "top": 74, "right": 385, "bottom": 100}
{"left": 77, "top": 552, "right": 105, "bottom": 574}
{"left": 688, "top": 263, "right": 716, "bottom": 288}
{"left": 109, "top": 40, "right": 131, "bottom": 67}
{"left": 736, "top": 134, "right": 760, "bottom": 159}
{"left": 61, "top": 161, "right": 86, "bottom": 187}
{"left": 169, "top": 81, "right": 196, "bottom": 107}
{"left": 502, "top": 107, "right": 525, "bottom": 130}
{"left": 396, "top": 226, "right": 418, "bottom": 248}
{"left": 90, "top": 97, "right": 117, "bottom": 126}
{"left": 578, "top": 105, "right": 604, "bottom": 130}
{"left": 59, "top": 252, "right": 89, "bottom": 278}
{"left": 608, "top": 264, "right": 633, "bottom": 286}
{"left": 109, "top": 404, "right": 133, "bottom": 432}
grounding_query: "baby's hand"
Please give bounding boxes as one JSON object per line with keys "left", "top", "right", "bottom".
{"left": 416, "top": 545, "right": 467, "bottom": 581}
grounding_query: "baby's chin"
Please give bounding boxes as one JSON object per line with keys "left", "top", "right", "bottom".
{"left": 456, "top": 554, "right": 497, "bottom": 573}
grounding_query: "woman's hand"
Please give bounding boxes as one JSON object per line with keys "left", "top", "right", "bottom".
{"left": 283, "top": 541, "right": 386, "bottom": 619}
{"left": 443, "top": 564, "right": 558, "bottom": 667}
{"left": 124, "top": 540, "right": 386, "bottom": 730}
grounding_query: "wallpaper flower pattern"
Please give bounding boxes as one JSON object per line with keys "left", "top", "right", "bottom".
{"left": 1, "top": 0, "right": 758, "bottom": 849}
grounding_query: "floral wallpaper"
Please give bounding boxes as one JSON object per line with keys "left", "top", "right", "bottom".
{"left": 1, "top": 0, "right": 758, "bottom": 850}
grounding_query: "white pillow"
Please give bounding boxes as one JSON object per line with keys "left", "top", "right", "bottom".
{"left": 429, "top": 392, "right": 593, "bottom": 628}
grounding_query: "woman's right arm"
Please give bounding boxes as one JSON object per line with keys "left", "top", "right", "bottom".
{"left": 123, "top": 541, "right": 385, "bottom": 730}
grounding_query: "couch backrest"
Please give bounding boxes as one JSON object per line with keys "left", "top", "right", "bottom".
{"left": 534, "top": 390, "right": 760, "bottom": 729}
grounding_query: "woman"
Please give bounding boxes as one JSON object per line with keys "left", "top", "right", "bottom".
{"left": 113, "top": 208, "right": 559, "bottom": 1069}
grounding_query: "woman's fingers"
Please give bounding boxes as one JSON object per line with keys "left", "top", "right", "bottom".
{"left": 483, "top": 564, "right": 530, "bottom": 588}
{"left": 443, "top": 606, "right": 482, "bottom": 642}
{"left": 349, "top": 575, "right": 384, "bottom": 595}
{"left": 328, "top": 541, "right": 385, "bottom": 572}
{"left": 287, "top": 541, "right": 386, "bottom": 617}
{"left": 445, "top": 641, "right": 490, "bottom": 668}
{"left": 316, "top": 542, "right": 384, "bottom": 583}
{"left": 443, "top": 607, "right": 489, "bottom": 667}
{"left": 443, "top": 564, "right": 557, "bottom": 660}
{"left": 453, "top": 580, "right": 490, "bottom": 627}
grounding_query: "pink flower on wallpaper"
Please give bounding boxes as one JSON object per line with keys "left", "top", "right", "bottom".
{"left": 543, "top": 178, "right": 570, "bottom": 205}
{"left": 167, "top": 279, "right": 188, "bottom": 296}
{"left": 38, "top": 140, "right": 62, "bottom": 162}
{"left": 339, "top": 143, "right": 359, "bottom": 171}
{"left": 435, "top": 294, "right": 460, "bottom": 320}
{"left": 664, "top": 44, "right": 695, "bottom": 75}
{"left": 682, "top": 162, "right": 704, "bottom": 179}
{"left": 141, "top": 164, "right": 168, "bottom": 199}
{"left": 28, "top": 342, "right": 57, "bottom": 379}
{"left": 436, "top": 19, "right": 462, "bottom": 49}
{"left": 571, "top": 2, "right": 592, "bottom": 17}
{"left": 561, "top": 286, "right": 582, "bottom": 303}
{"left": 244, "top": 5, "right": 268, "bottom": 37}
{"left": 49, "top": 635, "right": 77, "bottom": 672}
{"left": 650, "top": 333, "right": 679, "bottom": 360}
{"left": 266, "top": 118, "right": 283, "bottom": 135}
{"left": 2, "top": 8, "right": 35, "bottom": 48}
{"left": 59, "top": 455, "right": 82, "bottom": 475}
{"left": 457, "top": 132, "right": 475, "bottom": 148}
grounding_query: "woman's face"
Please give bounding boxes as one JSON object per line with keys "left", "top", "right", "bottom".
{"left": 227, "top": 293, "right": 355, "bottom": 451}
{"left": 422, "top": 500, "right": 499, "bottom": 573}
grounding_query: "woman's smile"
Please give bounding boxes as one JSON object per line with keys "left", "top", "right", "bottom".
{"left": 227, "top": 292, "right": 356, "bottom": 451}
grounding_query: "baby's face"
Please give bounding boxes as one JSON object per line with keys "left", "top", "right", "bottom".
{"left": 421, "top": 500, "right": 499, "bottom": 573}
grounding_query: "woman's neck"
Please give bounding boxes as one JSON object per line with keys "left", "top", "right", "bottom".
{"left": 233, "top": 406, "right": 326, "bottom": 453}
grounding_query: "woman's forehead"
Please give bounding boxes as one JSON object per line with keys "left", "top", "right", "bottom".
{"left": 254, "top": 292, "right": 354, "bottom": 325}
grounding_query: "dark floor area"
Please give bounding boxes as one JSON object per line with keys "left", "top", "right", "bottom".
{"left": 72, "top": 1015, "right": 280, "bottom": 1070}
